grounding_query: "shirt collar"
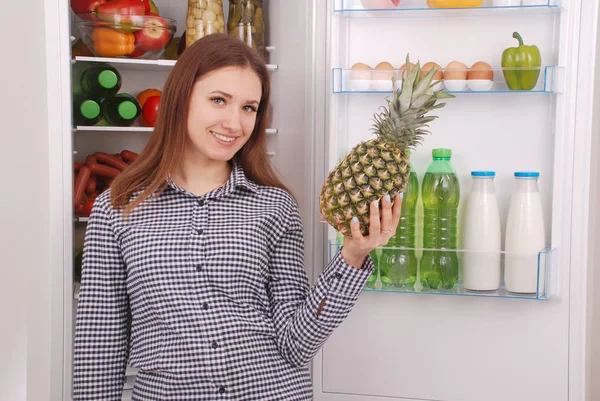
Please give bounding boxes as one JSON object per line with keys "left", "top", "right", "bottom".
{"left": 166, "top": 159, "right": 258, "bottom": 198}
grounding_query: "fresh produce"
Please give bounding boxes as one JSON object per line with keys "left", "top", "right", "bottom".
{"left": 502, "top": 32, "right": 541, "bottom": 91}
{"left": 96, "top": 0, "right": 145, "bottom": 17}
{"left": 91, "top": 28, "right": 135, "bottom": 57}
{"left": 141, "top": 95, "right": 161, "bottom": 126}
{"left": 73, "top": 149, "right": 139, "bottom": 217}
{"left": 141, "top": 0, "right": 159, "bottom": 13}
{"left": 71, "top": 0, "right": 107, "bottom": 14}
{"left": 185, "top": 0, "right": 226, "bottom": 48}
{"left": 71, "top": 38, "right": 94, "bottom": 58}
{"left": 227, "top": 0, "right": 265, "bottom": 57}
{"left": 136, "top": 88, "right": 162, "bottom": 108}
{"left": 134, "top": 15, "right": 172, "bottom": 51}
{"left": 319, "top": 55, "right": 455, "bottom": 237}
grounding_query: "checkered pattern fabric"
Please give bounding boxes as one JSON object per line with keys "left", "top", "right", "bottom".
{"left": 72, "top": 162, "right": 373, "bottom": 401}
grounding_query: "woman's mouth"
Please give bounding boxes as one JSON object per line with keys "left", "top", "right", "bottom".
{"left": 210, "top": 131, "right": 237, "bottom": 145}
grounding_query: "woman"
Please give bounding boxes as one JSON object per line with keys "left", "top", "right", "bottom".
{"left": 73, "top": 33, "right": 402, "bottom": 401}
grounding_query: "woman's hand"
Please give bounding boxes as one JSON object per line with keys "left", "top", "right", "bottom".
{"left": 340, "top": 193, "right": 403, "bottom": 269}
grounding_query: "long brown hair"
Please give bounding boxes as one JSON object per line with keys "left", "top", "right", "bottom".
{"left": 110, "top": 33, "right": 291, "bottom": 214}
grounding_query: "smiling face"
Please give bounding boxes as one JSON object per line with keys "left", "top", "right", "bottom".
{"left": 185, "top": 66, "right": 262, "bottom": 165}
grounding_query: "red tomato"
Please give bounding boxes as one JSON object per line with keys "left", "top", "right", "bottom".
{"left": 142, "top": 95, "right": 161, "bottom": 127}
{"left": 82, "top": 197, "right": 96, "bottom": 217}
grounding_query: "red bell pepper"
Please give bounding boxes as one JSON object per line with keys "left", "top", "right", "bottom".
{"left": 96, "top": 0, "right": 144, "bottom": 15}
{"left": 71, "top": 0, "right": 107, "bottom": 14}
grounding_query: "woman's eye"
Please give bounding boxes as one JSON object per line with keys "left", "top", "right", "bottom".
{"left": 244, "top": 105, "right": 257, "bottom": 113}
{"left": 211, "top": 97, "right": 225, "bottom": 105}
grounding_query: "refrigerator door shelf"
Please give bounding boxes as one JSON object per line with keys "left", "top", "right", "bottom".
{"left": 328, "top": 241, "right": 558, "bottom": 300}
{"left": 74, "top": 56, "right": 279, "bottom": 73}
{"left": 333, "top": 0, "right": 562, "bottom": 16}
{"left": 333, "top": 66, "right": 563, "bottom": 94}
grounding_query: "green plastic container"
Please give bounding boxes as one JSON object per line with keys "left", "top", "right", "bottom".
{"left": 379, "top": 165, "right": 419, "bottom": 288}
{"left": 419, "top": 148, "right": 460, "bottom": 290}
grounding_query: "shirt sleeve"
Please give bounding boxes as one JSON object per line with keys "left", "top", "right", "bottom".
{"left": 72, "top": 194, "right": 130, "bottom": 400}
{"left": 267, "top": 206, "right": 373, "bottom": 368}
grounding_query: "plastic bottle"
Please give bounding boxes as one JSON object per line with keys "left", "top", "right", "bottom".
{"left": 462, "top": 171, "right": 501, "bottom": 291}
{"left": 72, "top": 94, "right": 101, "bottom": 127}
{"left": 379, "top": 165, "right": 419, "bottom": 288}
{"left": 504, "top": 172, "right": 546, "bottom": 294}
{"left": 100, "top": 94, "right": 141, "bottom": 127}
{"left": 80, "top": 63, "right": 122, "bottom": 99}
{"left": 419, "top": 148, "right": 460, "bottom": 290}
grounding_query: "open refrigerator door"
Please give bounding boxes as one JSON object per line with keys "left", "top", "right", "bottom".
{"left": 310, "top": 0, "right": 587, "bottom": 400}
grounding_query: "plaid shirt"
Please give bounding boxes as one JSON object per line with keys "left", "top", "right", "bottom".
{"left": 73, "top": 162, "right": 373, "bottom": 401}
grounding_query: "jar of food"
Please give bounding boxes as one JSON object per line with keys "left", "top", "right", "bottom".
{"left": 185, "top": 0, "right": 225, "bottom": 48}
{"left": 227, "top": 0, "right": 265, "bottom": 59}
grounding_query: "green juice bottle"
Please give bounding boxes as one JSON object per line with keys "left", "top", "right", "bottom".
{"left": 419, "top": 148, "right": 460, "bottom": 290}
{"left": 379, "top": 164, "right": 419, "bottom": 289}
{"left": 72, "top": 94, "right": 101, "bottom": 126}
{"left": 80, "top": 63, "right": 122, "bottom": 99}
{"left": 100, "top": 94, "right": 141, "bottom": 127}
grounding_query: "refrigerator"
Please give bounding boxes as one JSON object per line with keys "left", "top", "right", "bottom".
{"left": 54, "top": 0, "right": 599, "bottom": 400}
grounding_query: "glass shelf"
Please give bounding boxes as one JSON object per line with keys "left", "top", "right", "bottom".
{"left": 329, "top": 241, "right": 558, "bottom": 300}
{"left": 332, "top": 66, "right": 562, "bottom": 94}
{"left": 333, "top": 0, "right": 561, "bottom": 17}
{"left": 74, "top": 56, "right": 278, "bottom": 72}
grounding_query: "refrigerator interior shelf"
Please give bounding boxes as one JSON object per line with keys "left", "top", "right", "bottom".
{"left": 75, "top": 217, "right": 89, "bottom": 223}
{"left": 74, "top": 56, "right": 278, "bottom": 72}
{"left": 332, "top": 66, "right": 563, "bottom": 94}
{"left": 74, "top": 126, "right": 279, "bottom": 134}
{"left": 74, "top": 126, "right": 153, "bottom": 132}
{"left": 334, "top": 0, "right": 561, "bottom": 17}
{"left": 329, "top": 241, "right": 558, "bottom": 300}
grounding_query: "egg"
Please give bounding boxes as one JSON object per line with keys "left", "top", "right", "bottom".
{"left": 399, "top": 62, "right": 416, "bottom": 79}
{"left": 467, "top": 61, "right": 494, "bottom": 81}
{"left": 350, "top": 62, "right": 372, "bottom": 80}
{"left": 372, "top": 61, "right": 395, "bottom": 81}
{"left": 421, "top": 62, "right": 443, "bottom": 81}
{"left": 444, "top": 61, "right": 468, "bottom": 80}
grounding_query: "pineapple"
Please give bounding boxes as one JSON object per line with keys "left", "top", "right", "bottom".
{"left": 320, "top": 55, "right": 455, "bottom": 237}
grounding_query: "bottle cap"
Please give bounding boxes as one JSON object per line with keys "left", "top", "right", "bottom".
{"left": 514, "top": 172, "right": 540, "bottom": 178}
{"left": 118, "top": 101, "right": 138, "bottom": 120}
{"left": 98, "top": 70, "right": 118, "bottom": 89}
{"left": 80, "top": 100, "right": 100, "bottom": 119}
{"left": 471, "top": 171, "right": 495, "bottom": 177}
{"left": 432, "top": 148, "right": 452, "bottom": 159}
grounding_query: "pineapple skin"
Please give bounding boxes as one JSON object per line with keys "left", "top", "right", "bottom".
{"left": 319, "top": 138, "right": 409, "bottom": 237}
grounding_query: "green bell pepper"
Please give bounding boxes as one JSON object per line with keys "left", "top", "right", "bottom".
{"left": 501, "top": 32, "right": 542, "bottom": 91}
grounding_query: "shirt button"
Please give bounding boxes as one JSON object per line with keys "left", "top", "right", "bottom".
{"left": 334, "top": 272, "right": 343, "bottom": 279}
{"left": 196, "top": 265, "right": 202, "bottom": 272}
{"left": 218, "top": 386, "right": 226, "bottom": 394}
{"left": 196, "top": 228, "right": 204, "bottom": 234}
{"left": 212, "top": 341, "right": 219, "bottom": 349}
{"left": 198, "top": 199, "right": 205, "bottom": 206}
{"left": 202, "top": 303, "right": 209, "bottom": 310}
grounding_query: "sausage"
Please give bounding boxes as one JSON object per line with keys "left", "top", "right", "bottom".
{"left": 94, "top": 152, "right": 129, "bottom": 171}
{"left": 74, "top": 161, "right": 84, "bottom": 172}
{"left": 89, "top": 163, "right": 120, "bottom": 178}
{"left": 85, "top": 174, "right": 96, "bottom": 195}
{"left": 74, "top": 166, "right": 91, "bottom": 207}
{"left": 120, "top": 150, "right": 139, "bottom": 163}
{"left": 85, "top": 154, "right": 97, "bottom": 167}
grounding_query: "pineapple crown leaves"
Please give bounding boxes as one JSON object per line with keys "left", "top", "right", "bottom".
{"left": 371, "top": 54, "right": 455, "bottom": 149}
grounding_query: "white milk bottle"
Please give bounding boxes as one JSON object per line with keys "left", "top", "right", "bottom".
{"left": 504, "top": 172, "right": 546, "bottom": 294}
{"left": 462, "top": 172, "right": 502, "bottom": 291}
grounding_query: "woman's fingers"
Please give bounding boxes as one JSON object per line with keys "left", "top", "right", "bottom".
{"left": 369, "top": 199, "right": 381, "bottom": 234}
{"left": 350, "top": 216, "right": 363, "bottom": 239}
{"left": 391, "top": 193, "right": 403, "bottom": 227}
{"left": 380, "top": 194, "right": 393, "bottom": 234}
